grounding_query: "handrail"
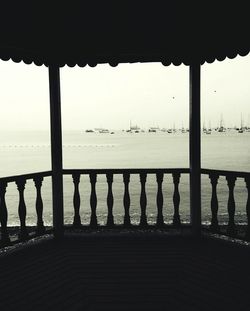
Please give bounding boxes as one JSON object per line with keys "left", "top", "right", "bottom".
{"left": 201, "top": 168, "right": 250, "bottom": 240}
{"left": 0, "top": 168, "right": 189, "bottom": 247}
{"left": 2, "top": 167, "right": 249, "bottom": 247}
{"left": 63, "top": 168, "right": 190, "bottom": 175}
{"left": 0, "top": 171, "right": 52, "bottom": 183}
{"left": 201, "top": 168, "right": 250, "bottom": 178}
{"left": 64, "top": 168, "right": 190, "bottom": 230}
{"left": 0, "top": 171, "right": 52, "bottom": 246}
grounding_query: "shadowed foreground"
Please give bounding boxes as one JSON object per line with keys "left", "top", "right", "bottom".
{"left": 0, "top": 233, "right": 250, "bottom": 310}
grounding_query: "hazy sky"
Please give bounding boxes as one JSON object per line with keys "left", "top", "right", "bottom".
{"left": 0, "top": 54, "right": 249, "bottom": 131}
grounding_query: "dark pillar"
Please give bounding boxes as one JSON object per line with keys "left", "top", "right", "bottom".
{"left": 49, "top": 66, "right": 64, "bottom": 238}
{"left": 189, "top": 64, "right": 201, "bottom": 236}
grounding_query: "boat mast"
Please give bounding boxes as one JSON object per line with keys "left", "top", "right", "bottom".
{"left": 220, "top": 114, "right": 223, "bottom": 128}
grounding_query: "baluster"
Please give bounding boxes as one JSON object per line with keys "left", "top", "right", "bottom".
{"left": 0, "top": 181, "right": 10, "bottom": 245}
{"left": 172, "top": 173, "right": 181, "bottom": 227}
{"left": 34, "top": 177, "right": 45, "bottom": 234}
{"left": 123, "top": 173, "right": 131, "bottom": 227}
{"left": 72, "top": 173, "right": 81, "bottom": 228}
{"left": 106, "top": 173, "right": 114, "bottom": 227}
{"left": 226, "top": 175, "right": 237, "bottom": 237}
{"left": 209, "top": 174, "right": 220, "bottom": 233}
{"left": 89, "top": 173, "right": 97, "bottom": 227}
{"left": 16, "top": 178, "right": 28, "bottom": 240}
{"left": 245, "top": 177, "right": 250, "bottom": 240}
{"left": 156, "top": 172, "right": 164, "bottom": 227}
{"left": 139, "top": 173, "right": 147, "bottom": 227}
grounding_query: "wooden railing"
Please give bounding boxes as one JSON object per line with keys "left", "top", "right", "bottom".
{"left": 0, "top": 168, "right": 189, "bottom": 246}
{"left": 1, "top": 168, "right": 249, "bottom": 247}
{"left": 201, "top": 169, "right": 250, "bottom": 240}
{"left": 0, "top": 171, "right": 51, "bottom": 246}
{"left": 63, "top": 168, "right": 189, "bottom": 229}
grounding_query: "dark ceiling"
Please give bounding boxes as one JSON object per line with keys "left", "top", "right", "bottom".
{"left": 0, "top": 1, "right": 249, "bottom": 67}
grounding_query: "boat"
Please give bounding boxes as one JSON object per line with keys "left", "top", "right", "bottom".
{"left": 238, "top": 113, "right": 244, "bottom": 133}
{"left": 85, "top": 129, "right": 94, "bottom": 133}
{"left": 206, "top": 121, "right": 212, "bottom": 134}
{"left": 99, "top": 129, "right": 109, "bottom": 133}
{"left": 148, "top": 126, "right": 159, "bottom": 133}
{"left": 202, "top": 121, "right": 207, "bottom": 133}
{"left": 218, "top": 114, "right": 226, "bottom": 132}
{"left": 181, "top": 122, "right": 186, "bottom": 133}
{"left": 148, "top": 128, "right": 157, "bottom": 133}
{"left": 128, "top": 121, "right": 141, "bottom": 133}
{"left": 94, "top": 128, "right": 109, "bottom": 133}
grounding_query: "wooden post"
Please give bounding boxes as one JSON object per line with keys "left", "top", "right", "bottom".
{"left": 209, "top": 174, "right": 220, "bottom": 233}
{"left": 189, "top": 64, "right": 201, "bottom": 236}
{"left": 106, "top": 173, "right": 114, "bottom": 227}
{"left": 226, "top": 175, "right": 237, "bottom": 237}
{"left": 123, "top": 173, "right": 131, "bottom": 227}
{"left": 172, "top": 173, "right": 181, "bottom": 227}
{"left": 139, "top": 173, "right": 148, "bottom": 227}
{"left": 156, "top": 172, "right": 164, "bottom": 227}
{"left": 72, "top": 173, "right": 81, "bottom": 228}
{"left": 49, "top": 66, "right": 64, "bottom": 238}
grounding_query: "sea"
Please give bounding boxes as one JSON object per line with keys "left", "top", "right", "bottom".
{"left": 0, "top": 129, "right": 249, "bottom": 227}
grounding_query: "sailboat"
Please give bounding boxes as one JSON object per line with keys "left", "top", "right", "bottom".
{"left": 238, "top": 113, "right": 244, "bottom": 133}
{"left": 218, "top": 114, "right": 226, "bottom": 132}
{"left": 202, "top": 121, "right": 207, "bottom": 133}
{"left": 127, "top": 120, "right": 140, "bottom": 133}
{"left": 167, "top": 128, "right": 172, "bottom": 133}
{"left": 181, "top": 122, "right": 186, "bottom": 133}
{"left": 206, "top": 121, "right": 212, "bottom": 134}
{"left": 173, "top": 123, "right": 176, "bottom": 133}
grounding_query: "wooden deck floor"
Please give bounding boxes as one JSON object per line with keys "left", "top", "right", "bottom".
{"left": 0, "top": 232, "right": 250, "bottom": 310}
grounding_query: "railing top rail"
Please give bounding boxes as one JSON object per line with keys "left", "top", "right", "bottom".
{"left": 63, "top": 168, "right": 190, "bottom": 175}
{"left": 1, "top": 168, "right": 249, "bottom": 182}
{"left": 0, "top": 171, "right": 52, "bottom": 183}
{"left": 201, "top": 168, "right": 250, "bottom": 178}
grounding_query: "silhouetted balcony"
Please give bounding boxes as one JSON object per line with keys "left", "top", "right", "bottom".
{"left": 1, "top": 2, "right": 250, "bottom": 308}
{"left": 1, "top": 168, "right": 250, "bottom": 309}
{"left": 1, "top": 168, "right": 250, "bottom": 244}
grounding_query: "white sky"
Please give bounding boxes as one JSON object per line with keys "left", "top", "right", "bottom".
{"left": 0, "top": 54, "right": 249, "bottom": 131}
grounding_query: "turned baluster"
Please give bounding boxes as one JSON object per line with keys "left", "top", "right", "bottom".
{"left": 106, "top": 173, "right": 114, "bottom": 227}
{"left": 209, "top": 174, "right": 220, "bottom": 233}
{"left": 16, "top": 178, "right": 28, "bottom": 240}
{"left": 172, "top": 173, "right": 181, "bottom": 227}
{"left": 139, "top": 173, "right": 147, "bottom": 227}
{"left": 34, "top": 177, "right": 45, "bottom": 234}
{"left": 245, "top": 177, "right": 250, "bottom": 240}
{"left": 226, "top": 175, "right": 237, "bottom": 237}
{"left": 156, "top": 172, "right": 164, "bottom": 227}
{"left": 123, "top": 173, "right": 131, "bottom": 227}
{"left": 72, "top": 173, "right": 81, "bottom": 228}
{"left": 89, "top": 173, "right": 97, "bottom": 227}
{"left": 0, "top": 181, "right": 10, "bottom": 245}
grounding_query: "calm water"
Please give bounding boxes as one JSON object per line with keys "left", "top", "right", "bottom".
{"left": 0, "top": 130, "right": 249, "bottom": 226}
